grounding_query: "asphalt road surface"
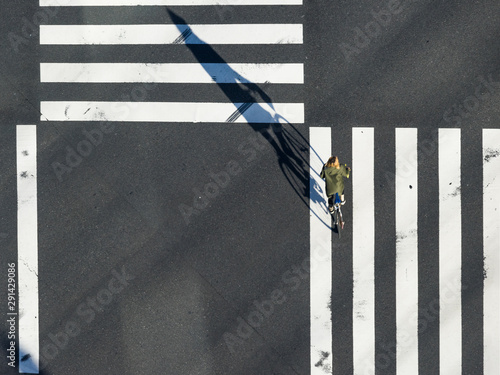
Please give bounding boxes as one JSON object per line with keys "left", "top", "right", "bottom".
{"left": 1, "top": 1, "right": 499, "bottom": 374}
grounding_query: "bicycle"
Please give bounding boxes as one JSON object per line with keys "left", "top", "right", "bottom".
{"left": 330, "top": 192, "right": 344, "bottom": 238}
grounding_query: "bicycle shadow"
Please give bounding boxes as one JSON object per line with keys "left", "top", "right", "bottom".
{"left": 166, "top": 9, "right": 332, "bottom": 230}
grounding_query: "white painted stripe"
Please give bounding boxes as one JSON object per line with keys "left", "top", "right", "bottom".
{"left": 309, "top": 127, "right": 332, "bottom": 374}
{"left": 483, "top": 129, "right": 500, "bottom": 375}
{"left": 438, "top": 129, "right": 462, "bottom": 374}
{"left": 17, "top": 125, "right": 39, "bottom": 374}
{"left": 352, "top": 127, "right": 375, "bottom": 375}
{"left": 39, "top": 24, "right": 303, "bottom": 45}
{"left": 40, "top": 101, "right": 304, "bottom": 123}
{"left": 40, "top": 63, "right": 304, "bottom": 84}
{"left": 40, "top": 0, "right": 302, "bottom": 6}
{"left": 395, "top": 128, "right": 418, "bottom": 375}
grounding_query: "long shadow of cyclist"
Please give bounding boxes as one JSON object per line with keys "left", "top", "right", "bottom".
{"left": 167, "top": 9, "right": 332, "bottom": 229}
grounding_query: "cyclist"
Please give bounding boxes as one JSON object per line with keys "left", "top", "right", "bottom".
{"left": 320, "top": 156, "right": 351, "bottom": 213}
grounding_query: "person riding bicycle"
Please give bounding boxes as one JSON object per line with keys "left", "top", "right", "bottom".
{"left": 320, "top": 156, "right": 351, "bottom": 213}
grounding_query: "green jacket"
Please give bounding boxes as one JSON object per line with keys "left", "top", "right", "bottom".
{"left": 320, "top": 164, "right": 350, "bottom": 197}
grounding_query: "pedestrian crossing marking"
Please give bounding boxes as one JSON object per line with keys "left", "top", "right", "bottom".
{"left": 40, "top": 0, "right": 303, "bottom": 5}
{"left": 352, "top": 127, "right": 375, "bottom": 375}
{"left": 39, "top": 101, "right": 304, "bottom": 123}
{"left": 483, "top": 129, "right": 500, "bottom": 374}
{"left": 395, "top": 128, "right": 419, "bottom": 375}
{"left": 40, "top": 63, "right": 304, "bottom": 84}
{"left": 438, "top": 129, "right": 462, "bottom": 374}
{"left": 309, "top": 127, "right": 333, "bottom": 374}
{"left": 17, "top": 125, "right": 39, "bottom": 374}
{"left": 39, "top": 24, "right": 303, "bottom": 45}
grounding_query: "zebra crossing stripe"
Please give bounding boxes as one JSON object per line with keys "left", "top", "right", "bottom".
{"left": 40, "top": 101, "right": 304, "bottom": 123}
{"left": 483, "top": 129, "right": 500, "bottom": 374}
{"left": 40, "top": 0, "right": 303, "bottom": 5}
{"left": 352, "top": 127, "right": 375, "bottom": 375}
{"left": 309, "top": 127, "right": 332, "bottom": 374}
{"left": 395, "top": 128, "right": 418, "bottom": 375}
{"left": 39, "top": 24, "right": 303, "bottom": 45}
{"left": 438, "top": 129, "right": 462, "bottom": 374}
{"left": 40, "top": 63, "right": 304, "bottom": 84}
{"left": 17, "top": 125, "right": 39, "bottom": 374}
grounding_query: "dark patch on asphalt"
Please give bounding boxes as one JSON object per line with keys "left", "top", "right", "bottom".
{"left": 396, "top": 229, "right": 416, "bottom": 243}
{"left": 20, "top": 171, "right": 29, "bottom": 178}
{"left": 93, "top": 109, "right": 108, "bottom": 121}
{"left": 484, "top": 148, "right": 500, "bottom": 163}
{"left": 354, "top": 299, "right": 367, "bottom": 320}
{"left": 314, "top": 351, "right": 331, "bottom": 372}
{"left": 21, "top": 353, "right": 31, "bottom": 361}
{"left": 22, "top": 150, "right": 28, "bottom": 156}
{"left": 449, "top": 186, "right": 461, "bottom": 197}
{"left": 396, "top": 231, "right": 406, "bottom": 242}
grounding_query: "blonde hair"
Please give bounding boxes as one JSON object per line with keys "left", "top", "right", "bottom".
{"left": 326, "top": 156, "right": 340, "bottom": 168}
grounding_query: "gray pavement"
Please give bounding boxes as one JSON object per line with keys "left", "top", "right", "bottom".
{"left": 1, "top": 1, "right": 499, "bottom": 374}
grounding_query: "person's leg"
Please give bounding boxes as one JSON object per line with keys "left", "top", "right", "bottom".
{"left": 341, "top": 189, "right": 345, "bottom": 205}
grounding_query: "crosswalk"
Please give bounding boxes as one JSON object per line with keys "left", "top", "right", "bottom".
{"left": 40, "top": 0, "right": 303, "bottom": 5}
{"left": 395, "top": 128, "right": 419, "bottom": 374}
{"left": 438, "top": 129, "right": 462, "bottom": 374}
{"left": 309, "top": 127, "right": 333, "bottom": 373}
{"left": 19, "top": 122, "right": 498, "bottom": 374}
{"left": 39, "top": 0, "right": 304, "bottom": 124}
{"left": 310, "top": 127, "right": 500, "bottom": 375}
{"left": 17, "top": 125, "right": 39, "bottom": 374}
{"left": 30, "top": 2, "right": 499, "bottom": 374}
{"left": 32, "top": 1, "right": 303, "bottom": 373}
{"left": 483, "top": 129, "right": 500, "bottom": 374}
{"left": 352, "top": 128, "right": 375, "bottom": 374}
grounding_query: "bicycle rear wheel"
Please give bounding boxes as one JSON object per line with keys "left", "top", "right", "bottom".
{"left": 335, "top": 209, "right": 342, "bottom": 239}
